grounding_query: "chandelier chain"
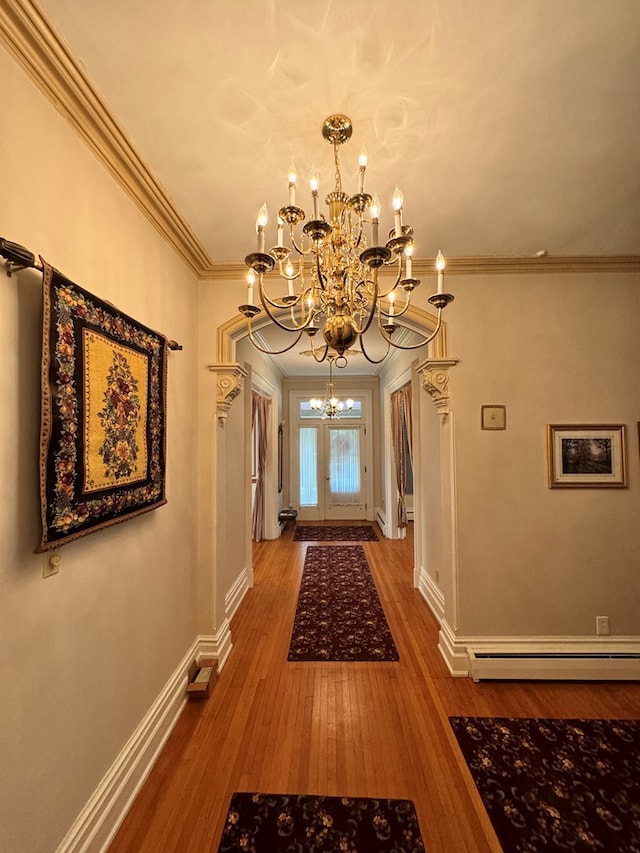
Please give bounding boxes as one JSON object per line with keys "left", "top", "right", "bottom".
{"left": 333, "top": 143, "right": 342, "bottom": 195}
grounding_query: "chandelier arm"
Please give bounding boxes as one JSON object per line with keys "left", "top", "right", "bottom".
{"left": 257, "top": 273, "right": 304, "bottom": 311}
{"left": 390, "top": 297, "right": 412, "bottom": 319}
{"left": 379, "top": 293, "right": 411, "bottom": 320}
{"left": 353, "top": 218, "right": 365, "bottom": 250}
{"left": 308, "top": 340, "right": 330, "bottom": 362}
{"left": 258, "top": 277, "right": 316, "bottom": 332}
{"left": 260, "top": 288, "right": 302, "bottom": 311}
{"left": 278, "top": 260, "right": 301, "bottom": 281}
{"left": 351, "top": 272, "right": 380, "bottom": 337}
{"left": 359, "top": 331, "right": 391, "bottom": 365}
{"left": 314, "top": 246, "right": 328, "bottom": 291}
{"left": 384, "top": 311, "right": 445, "bottom": 351}
{"left": 289, "top": 228, "right": 314, "bottom": 258}
{"left": 378, "top": 265, "right": 404, "bottom": 299}
{"left": 246, "top": 322, "right": 305, "bottom": 355}
{"left": 381, "top": 251, "right": 401, "bottom": 269}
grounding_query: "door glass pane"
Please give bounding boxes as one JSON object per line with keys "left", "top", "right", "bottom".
{"left": 299, "top": 427, "right": 318, "bottom": 506}
{"left": 329, "top": 429, "right": 360, "bottom": 502}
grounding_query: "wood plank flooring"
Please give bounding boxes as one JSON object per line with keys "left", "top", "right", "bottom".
{"left": 109, "top": 523, "right": 640, "bottom": 852}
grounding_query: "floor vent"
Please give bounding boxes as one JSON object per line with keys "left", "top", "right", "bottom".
{"left": 468, "top": 649, "right": 640, "bottom": 682}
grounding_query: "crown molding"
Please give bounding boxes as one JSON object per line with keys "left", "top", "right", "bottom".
{"left": 0, "top": 0, "right": 212, "bottom": 276}
{"left": 200, "top": 255, "right": 640, "bottom": 281}
{"left": 441, "top": 255, "right": 640, "bottom": 275}
{"left": 2, "top": 2, "right": 639, "bottom": 283}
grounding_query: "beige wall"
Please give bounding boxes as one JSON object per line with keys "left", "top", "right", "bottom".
{"left": 445, "top": 271, "right": 640, "bottom": 638}
{"left": 0, "top": 46, "right": 200, "bottom": 851}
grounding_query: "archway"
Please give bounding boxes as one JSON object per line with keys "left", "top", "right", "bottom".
{"left": 215, "top": 304, "right": 456, "bottom": 600}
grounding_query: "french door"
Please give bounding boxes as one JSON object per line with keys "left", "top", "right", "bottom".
{"left": 324, "top": 424, "right": 366, "bottom": 520}
{"left": 296, "top": 419, "right": 370, "bottom": 521}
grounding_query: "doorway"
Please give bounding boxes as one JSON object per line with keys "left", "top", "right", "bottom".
{"left": 292, "top": 391, "right": 373, "bottom": 521}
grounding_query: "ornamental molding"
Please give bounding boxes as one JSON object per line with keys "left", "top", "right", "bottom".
{"left": 418, "top": 358, "right": 459, "bottom": 424}
{"left": 207, "top": 363, "right": 247, "bottom": 426}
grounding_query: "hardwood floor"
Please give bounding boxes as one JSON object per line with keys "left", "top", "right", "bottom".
{"left": 109, "top": 523, "right": 640, "bottom": 852}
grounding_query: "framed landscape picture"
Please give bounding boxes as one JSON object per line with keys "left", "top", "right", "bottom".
{"left": 546, "top": 424, "right": 626, "bottom": 488}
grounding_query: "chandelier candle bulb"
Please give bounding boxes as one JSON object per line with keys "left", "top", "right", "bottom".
{"left": 285, "top": 262, "right": 294, "bottom": 296}
{"left": 277, "top": 217, "right": 284, "bottom": 247}
{"left": 310, "top": 168, "right": 320, "bottom": 219}
{"left": 393, "top": 186, "right": 404, "bottom": 237}
{"left": 256, "top": 203, "right": 268, "bottom": 253}
{"left": 436, "top": 250, "right": 445, "bottom": 294}
{"left": 371, "top": 194, "right": 380, "bottom": 246}
{"left": 358, "top": 144, "right": 368, "bottom": 193}
{"left": 405, "top": 247, "right": 413, "bottom": 279}
{"left": 288, "top": 163, "right": 297, "bottom": 205}
{"left": 388, "top": 292, "right": 395, "bottom": 318}
{"left": 246, "top": 269, "right": 256, "bottom": 304}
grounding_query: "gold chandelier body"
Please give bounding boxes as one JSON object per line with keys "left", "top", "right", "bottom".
{"left": 239, "top": 114, "right": 454, "bottom": 367}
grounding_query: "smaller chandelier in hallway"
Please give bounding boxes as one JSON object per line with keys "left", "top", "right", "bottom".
{"left": 309, "top": 356, "right": 354, "bottom": 420}
{"left": 239, "top": 114, "right": 454, "bottom": 367}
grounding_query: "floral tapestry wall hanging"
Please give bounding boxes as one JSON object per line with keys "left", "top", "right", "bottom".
{"left": 37, "top": 261, "right": 168, "bottom": 552}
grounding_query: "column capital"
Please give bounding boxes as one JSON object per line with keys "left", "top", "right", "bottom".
{"left": 207, "top": 363, "right": 247, "bottom": 426}
{"left": 418, "top": 358, "right": 458, "bottom": 424}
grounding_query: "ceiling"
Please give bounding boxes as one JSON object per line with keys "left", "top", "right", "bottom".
{"left": 22, "top": 1, "right": 640, "bottom": 374}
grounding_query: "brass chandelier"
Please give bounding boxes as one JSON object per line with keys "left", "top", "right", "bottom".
{"left": 308, "top": 356, "right": 354, "bottom": 420}
{"left": 239, "top": 114, "right": 454, "bottom": 367}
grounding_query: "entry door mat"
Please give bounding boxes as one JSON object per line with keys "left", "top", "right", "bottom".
{"left": 449, "top": 716, "right": 640, "bottom": 853}
{"left": 293, "top": 524, "right": 379, "bottom": 541}
{"left": 288, "top": 545, "right": 399, "bottom": 661}
{"left": 217, "top": 792, "right": 425, "bottom": 852}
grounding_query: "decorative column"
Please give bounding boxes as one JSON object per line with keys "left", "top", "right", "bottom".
{"left": 418, "top": 358, "right": 458, "bottom": 423}
{"left": 207, "top": 363, "right": 247, "bottom": 426}
{"left": 416, "top": 357, "right": 460, "bottom": 664}
{"left": 195, "top": 362, "right": 248, "bottom": 672}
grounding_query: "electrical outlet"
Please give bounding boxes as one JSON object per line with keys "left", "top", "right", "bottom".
{"left": 43, "top": 552, "right": 61, "bottom": 578}
{"left": 595, "top": 615, "right": 610, "bottom": 636}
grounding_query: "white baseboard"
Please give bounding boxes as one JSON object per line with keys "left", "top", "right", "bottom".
{"left": 417, "top": 567, "right": 445, "bottom": 624}
{"left": 438, "top": 620, "right": 640, "bottom": 681}
{"left": 375, "top": 507, "right": 386, "bottom": 537}
{"left": 56, "top": 629, "right": 232, "bottom": 853}
{"left": 437, "top": 619, "right": 471, "bottom": 677}
{"left": 225, "top": 567, "right": 251, "bottom": 623}
{"left": 198, "top": 623, "right": 233, "bottom": 674}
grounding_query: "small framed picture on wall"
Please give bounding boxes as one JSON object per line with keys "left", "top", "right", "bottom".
{"left": 481, "top": 405, "right": 506, "bottom": 430}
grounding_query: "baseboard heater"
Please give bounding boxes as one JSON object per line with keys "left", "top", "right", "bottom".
{"left": 468, "top": 650, "right": 640, "bottom": 682}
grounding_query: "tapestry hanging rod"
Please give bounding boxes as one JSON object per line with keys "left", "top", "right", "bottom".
{"left": 1, "top": 236, "right": 183, "bottom": 350}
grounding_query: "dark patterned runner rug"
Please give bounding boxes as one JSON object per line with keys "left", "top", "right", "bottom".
{"left": 450, "top": 716, "right": 640, "bottom": 853}
{"left": 217, "top": 792, "right": 425, "bottom": 852}
{"left": 293, "top": 524, "right": 379, "bottom": 541}
{"left": 288, "top": 545, "right": 399, "bottom": 661}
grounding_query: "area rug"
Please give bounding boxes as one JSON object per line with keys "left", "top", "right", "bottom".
{"left": 449, "top": 716, "right": 640, "bottom": 853}
{"left": 293, "top": 524, "right": 379, "bottom": 541}
{"left": 288, "top": 545, "right": 399, "bottom": 661}
{"left": 217, "top": 792, "right": 425, "bottom": 852}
